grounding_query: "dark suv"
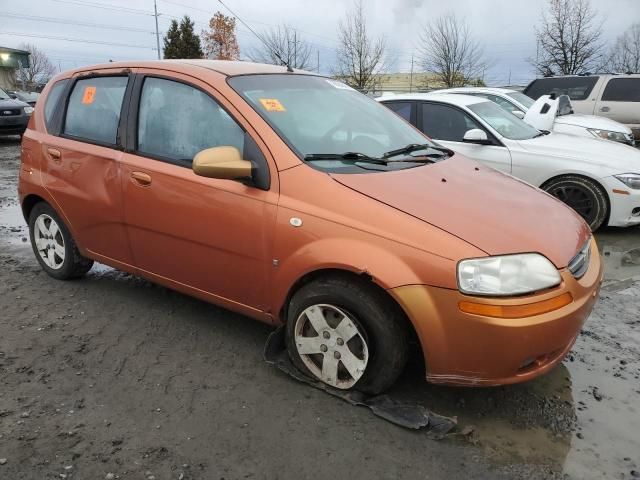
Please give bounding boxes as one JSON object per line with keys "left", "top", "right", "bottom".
{"left": 0, "top": 87, "right": 33, "bottom": 137}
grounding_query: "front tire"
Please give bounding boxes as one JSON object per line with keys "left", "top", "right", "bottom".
{"left": 28, "top": 202, "right": 93, "bottom": 279}
{"left": 542, "top": 175, "right": 608, "bottom": 231}
{"left": 286, "top": 276, "right": 408, "bottom": 394}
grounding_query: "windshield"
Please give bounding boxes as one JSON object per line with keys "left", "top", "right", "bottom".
{"left": 0, "top": 88, "right": 10, "bottom": 100}
{"left": 506, "top": 91, "right": 535, "bottom": 110}
{"left": 468, "top": 101, "right": 541, "bottom": 140}
{"left": 228, "top": 74, "right": 439, "bottom": 173}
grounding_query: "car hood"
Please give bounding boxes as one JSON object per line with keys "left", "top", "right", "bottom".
{"left": 331, "top": 156, "right": 590, "bottom": 268}
{"left": 0, "top": 98, "right": 28, "bottom": 109}
{"left": 516, "top": 131, "right": 640, "bottom": 172}
{"left": 555, "top": 113, "right": 632, "bottom": 134}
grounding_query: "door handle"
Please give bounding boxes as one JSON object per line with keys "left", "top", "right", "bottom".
{"left": 47, "top": 147, "right": 61, "bottom": 162}
{"left": 131, "top": 171, "right": 152, "bottom": 186}
{"left": 600, "top": 106, "right": 610, "bottom": 112}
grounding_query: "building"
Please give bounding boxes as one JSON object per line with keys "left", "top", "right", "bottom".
{"left": 371, "top": 72, "right": 445, "bottom": 94}
{"left": 0, "top": 46, "right": 31, "bottom": 90}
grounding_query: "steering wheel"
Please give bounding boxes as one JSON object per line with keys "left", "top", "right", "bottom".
{"left": 320, "top": 123, "right": 353, "bottom": 148}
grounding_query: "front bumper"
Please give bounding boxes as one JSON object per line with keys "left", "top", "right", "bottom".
{"left": 0, "top": 113, "right": 29, "bottom": 135}
{"left": 603, "top": 176, "right": 640, "bottom": 227}
{"left": 390, "top": 238, "right": 603, "bottom": 386}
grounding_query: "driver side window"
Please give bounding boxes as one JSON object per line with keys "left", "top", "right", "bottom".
{"left": 420, "top": 102, "right": 483, "bottom": 142}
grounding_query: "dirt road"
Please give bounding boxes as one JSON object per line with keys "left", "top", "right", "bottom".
{"left": 1, "top": 137, "right": 639, "bottom": 479}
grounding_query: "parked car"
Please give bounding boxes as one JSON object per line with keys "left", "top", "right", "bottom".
{"left": 0, "top": 87, "right": 33, "bottom": 137}
{"left": 434, "top": 87, "right": 635, "bottom": 146}
{"left": 19, "top": 61, "right": 602, "bottom": 393}
{"left": 8, "top": 90, "right": 40, "bottom": 107}
{"left": 523, "top": 74, "right": 640, "bottom": 140}
{"left": 378, "top": 93, "right": 640, "bottom": 230}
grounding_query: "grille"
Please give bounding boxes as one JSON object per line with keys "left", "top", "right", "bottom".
{"left": 1, "top": 109, "right": 21, "bottom": 116}
{"left": 568, "top": 239, "right": 591, "bottom": 279}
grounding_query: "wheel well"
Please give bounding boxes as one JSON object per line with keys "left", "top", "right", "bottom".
{"left": 280, "top": 268, "right": 425, "bottom": 372}
{"left": 21, "top": 194, "right": 46, "bottom": 222}
{"left": 540, "top": 173, "right": 611, "bottom": 224}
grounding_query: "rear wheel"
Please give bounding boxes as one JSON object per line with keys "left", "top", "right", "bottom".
{"left": 28, "top": 202, "right": 93, "bottom": 279}
{"left": 286, "top": 276, "right": 408, "bottom": 394}
{"left": 543, "top": 175, "right": 608, "bottom": 231}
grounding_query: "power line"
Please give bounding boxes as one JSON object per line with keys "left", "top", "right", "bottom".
{"left": 0, "top": 31, "right": 157, "bottom": 50}
{"left": 0, "top": 12, "right": 156, "bottom": 34}
{"left": 51, "top": 0, "right": 154, "bottom": 16}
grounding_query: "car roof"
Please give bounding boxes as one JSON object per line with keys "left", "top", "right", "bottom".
{"left": 378, "top": 92, "right": 489, "bottom": 107}
{"left": 63, "top": 59, "right": 311, "bottom": 78}
{"left": 437, "top": 87, "right": 517, "bottom": 95}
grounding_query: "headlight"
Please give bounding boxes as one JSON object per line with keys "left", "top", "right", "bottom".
{"left": 23, "top": 106, "right": 34, "bottom": 115}
{"left": 614, "top": 173, "right": 640, "bottom": 189}
{"left": 458, "top": 253, "right": 561, "bottom": 296}
{"left": 587, "top": 128, "right": 628, "bottom": 143}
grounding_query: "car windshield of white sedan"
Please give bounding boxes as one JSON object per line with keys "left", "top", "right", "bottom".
{"left": 469, "top": 101, "right": 541, "bottom": 140}
{"left": 506, "top": 91, "right": 535, "bottom": 110}
{"left": 0, "top": 88, "right": 10, "bottom": 100}
{"left": 229, "top": 74, "right": 444, "bottom": 173}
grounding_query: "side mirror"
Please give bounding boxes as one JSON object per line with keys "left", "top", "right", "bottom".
{"left": 192, "top": 146, "right": 252, "bottom": 180}
{"left": 462, "top": 128, "right": 491, "bottom": 145}
{"left": 512, "top": 110, "right": 525, "bottom": 119}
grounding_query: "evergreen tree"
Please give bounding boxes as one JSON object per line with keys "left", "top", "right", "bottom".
{"left": 163, "top": 16, "right": 204, "bottom": 59}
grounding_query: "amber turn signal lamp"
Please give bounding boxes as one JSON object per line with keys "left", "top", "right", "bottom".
{"left": 459, "top": 292, "right": 573, "bottom": 319}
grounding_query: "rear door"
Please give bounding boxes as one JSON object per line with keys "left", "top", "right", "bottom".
{"left": 40, "top": 69, "right": 134, "bottom": 265}
{"left": 119, "top": 70, "right": 278, "bottom": 311}
{"left": 417, "top": 101, "right": 512, "bottom": 173}
{"left": 595, "top": 77, "right": 640, "bottom": 127}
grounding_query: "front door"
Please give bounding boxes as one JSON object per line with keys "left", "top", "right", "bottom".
{"left": 120, "top": 73, "right": 278, "bottom": 311}
{"left": 418, "top": 101, "right": 512, "bottom": 173}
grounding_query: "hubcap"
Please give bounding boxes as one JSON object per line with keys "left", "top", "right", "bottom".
{"left": 293, "top": 304, "right": 369, "bottom": 389}
{"left": 33, "top": 214, "right": 65, "bottom": 270}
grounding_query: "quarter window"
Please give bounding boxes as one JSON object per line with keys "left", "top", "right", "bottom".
{"left": 137, "top": 77, "right": 244, "bottom": 165}
{"left": 421, "top": 103, "right": 483, "bottom": 142}
{"left": 44, "top": 79, "right": 69, "bottom": 131}
{"left": 64, "top": 76, "right": 128, "bottom": 145}
{"left": 601, "top": 78, "right": 640, "bottom": 102}
{"left": 385, "top": 101, "right": 412, "bottom": 121}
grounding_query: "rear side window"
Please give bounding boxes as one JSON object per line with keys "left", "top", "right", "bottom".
{"left": 64, "top": 76, "right": 128, "bottom": 145}
{"left": 601, "top": 78, "right": 640, "bottom": 102}
{"left": 44, "top": 79, "right": 69, "bottom": 131}
{"left": 384, "top": 101, "right": 412, "bottom": 122}
{"left": 136, "top": 77, "right": 244, "bottom": 165}
{"left": 524, "top": 77, "right": 599, "bottom": 101}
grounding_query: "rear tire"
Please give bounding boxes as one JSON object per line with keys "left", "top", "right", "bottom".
{"left": 542, "top": 175, "right": 608, "bottom": 231}
{"left": 286, "top": 276, "right": 408, "bottom": 395}
{"left": 28, "top": 202, "right": 93, "bottom": 280}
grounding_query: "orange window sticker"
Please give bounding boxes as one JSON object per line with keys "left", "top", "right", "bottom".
{"left": 259, "top": 98, "right": 286, "bottom": 112}
{"left": 82, "top": 86, "right": 96, "bottom": 104}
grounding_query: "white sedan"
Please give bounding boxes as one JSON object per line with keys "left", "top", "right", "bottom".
{"left": 378, "top": 93, "right": 640, "bottom": 230}
{"left": 432, "top": 87, "right": 635, "bottom": 146}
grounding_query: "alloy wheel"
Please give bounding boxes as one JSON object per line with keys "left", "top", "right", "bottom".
{"left": 33, "top": 214, "right": 65, "bottom": 270}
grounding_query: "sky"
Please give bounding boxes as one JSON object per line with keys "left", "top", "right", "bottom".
{"left": 1, "top": 0, "right": 638, "bottom": 86}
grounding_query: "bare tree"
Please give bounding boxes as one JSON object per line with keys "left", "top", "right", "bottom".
{"left": 533, "top": 0, "right": 605, "bottom": 75}
{"left": 15, "top": 44, "right": 56, "bottom": 89}
{"left": 417, "top": 13, "right": 485, "bottom": 87}
{"left": 247, "top": 24, "right": 312, "bottom": 69}
{"left": 607, "top": 23, "right": 640, "bottom": 73}
{"left": 334, "top": 0, "right": 386, "bottom": 93}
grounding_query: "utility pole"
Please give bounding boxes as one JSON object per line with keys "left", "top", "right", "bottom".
{"left": 317, "top": 50, "right": 320, "bottom": 74}
{"left": 409, "top": 54, "right": 414, "bottom": 93}
{"left": 153, "top": 0, "right": 161, "bottom": 59}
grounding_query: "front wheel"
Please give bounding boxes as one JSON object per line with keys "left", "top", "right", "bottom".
{"left": 286, "top": 276, "right": 408, "bottom": 394}
{"left": 543, "top": 175, "right": 608, "bottom": 231}
{"left": 28, "top": 202, "right": 94, "bottom": 279}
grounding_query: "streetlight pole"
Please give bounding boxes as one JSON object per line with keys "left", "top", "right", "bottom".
{"left": 153, "top": 0, "right": 161, "bottom": 59}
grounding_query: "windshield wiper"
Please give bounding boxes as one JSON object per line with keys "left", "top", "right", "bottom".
{"left": 382, "top": 143, "right": 452, "bottom": 160}
{"left": 533, "top": 130, "right": 551, "bottom": 138}
{"left": 304, "top": 152, "right": 388, "bottom": 165}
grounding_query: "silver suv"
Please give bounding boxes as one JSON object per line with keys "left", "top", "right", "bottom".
{"left": 524, "top": 74, "right": 640, "bottom": 141}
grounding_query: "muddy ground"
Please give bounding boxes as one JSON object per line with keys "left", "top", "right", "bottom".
{"left": 0, "top": 136, "right": 639, "bottom": 479}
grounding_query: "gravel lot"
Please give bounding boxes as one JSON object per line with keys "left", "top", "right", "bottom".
{"left": 1, "top": 136, "right": 639, "bottom": 479}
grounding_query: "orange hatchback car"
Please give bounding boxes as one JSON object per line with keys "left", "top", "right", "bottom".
{"left": 19, "top": 61, "right": 603, "bottom": 393}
